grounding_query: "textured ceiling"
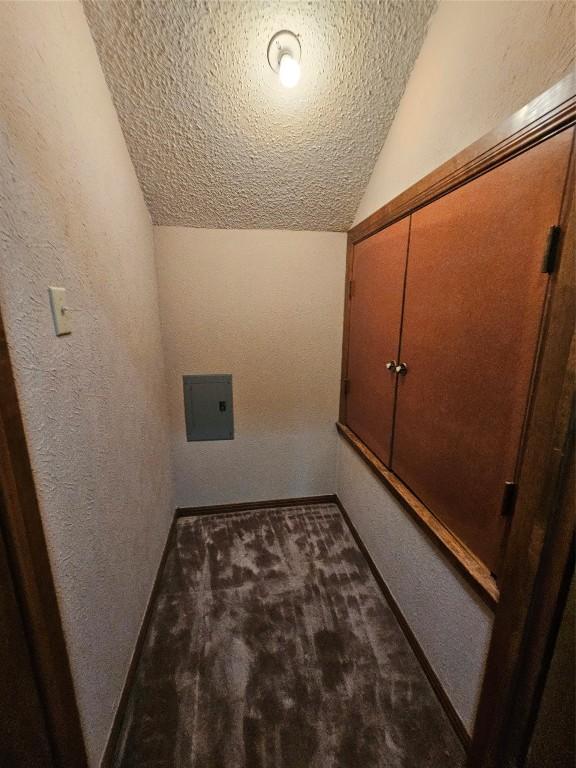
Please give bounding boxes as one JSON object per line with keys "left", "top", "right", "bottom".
{"left": 84, "top": 0, "right": 435, "bottom": 231}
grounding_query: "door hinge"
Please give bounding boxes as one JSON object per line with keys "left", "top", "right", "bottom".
{"left": 348, "top": 280, "right": 354, "bottom": 300}
{"left": 500, "top": 481, "right": 518, "bottom": 518}
{"left": 541, "top": 225, "right": 561, "bottom": 274}
{"left": 343, "top": 378, "right": 350, "bottom": 395}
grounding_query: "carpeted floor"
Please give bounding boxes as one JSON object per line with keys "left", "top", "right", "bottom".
{"left": 114, "top": 503, "right": 465, "bottom": 767}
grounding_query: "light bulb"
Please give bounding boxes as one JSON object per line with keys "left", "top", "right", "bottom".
{"left": 278, "top": 53, "right": 300, "bottom": 88}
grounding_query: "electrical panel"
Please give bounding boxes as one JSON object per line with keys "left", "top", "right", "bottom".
{"left": 183, "top": 375, "right": 234, "bottom": 441}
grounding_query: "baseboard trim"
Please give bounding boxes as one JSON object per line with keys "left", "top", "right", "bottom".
{"left": 332, "top": 496, "right": 472, "bottom": 752}
{"left": 176, "top": 494, "right": 339, "bottom": 517}
{"left": 101, "top": 493, "right": 469, "bottom": 762}
{"left": 99, "top": 516, "right": 176, "bottom": 768}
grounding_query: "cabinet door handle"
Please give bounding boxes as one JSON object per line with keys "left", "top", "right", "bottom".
{"left": 385, "top": 360, "right": 397, "bottom": 371}
{"left": 395, "top": 362, "right": 408, "bottom": 375}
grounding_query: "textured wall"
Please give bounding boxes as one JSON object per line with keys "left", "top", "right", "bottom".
{"left": 83, "top": 0, "right": 435, "bottom": 231}
{"left": 337, "top": 440, "right": 493, "bottom": 731}
{"left": 0, "top": 4, "right": 172, "bottom": 765}
{"left": 154, "top": 227, "right": 346, "bottom": 507}
{"left": 340, "top": 0, "right": 576, "bottom": 732}
{"left": 354, "top": 0, "right": 576, "bottom": 224}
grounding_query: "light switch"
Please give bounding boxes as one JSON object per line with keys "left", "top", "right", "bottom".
{"left": 48, "top": 287, "right": 71, "bottom": 336}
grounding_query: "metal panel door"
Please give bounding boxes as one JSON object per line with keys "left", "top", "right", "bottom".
{"left": 183, "top": 375, "right": 234, "bottom": 441}
{"left": 392, "top": 127, "right": 574, "bottom": 573}
{"left": 345, "top": 217, "right": 410, "bottom": 465}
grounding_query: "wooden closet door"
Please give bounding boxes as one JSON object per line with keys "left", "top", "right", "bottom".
{"left": 345, "top": 217, "right": 409, "bottom": 464}
{"left": 392, "top": 127, "right": 574, "bottom": 573}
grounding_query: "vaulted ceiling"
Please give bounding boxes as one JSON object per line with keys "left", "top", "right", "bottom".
{"left": 84, "top": 1, "right": 435, "bottom": 231}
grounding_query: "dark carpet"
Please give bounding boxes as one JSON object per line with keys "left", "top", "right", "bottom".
{"left": 114, "top": 503, "right": 465, "bottom": 767}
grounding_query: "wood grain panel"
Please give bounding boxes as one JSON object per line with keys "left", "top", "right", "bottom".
{"left": 339, "top": 75, "right": 575, "bottom": 768}
{"left": 392, "top": 127, "right": 574, "bottom": 574}
{"left": 471, "top": 133, "right": 575, "bottom": 768}
{"left": 345, "top": 217, "right": 410, "bottom": 464}
{"left": 336, "top": 422, "right": 498, "bottom": 607}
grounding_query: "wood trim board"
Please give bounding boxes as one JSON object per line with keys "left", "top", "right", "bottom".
{"left": 178, "top": 496, "right": 470, "bottom": 752}
{"left": 100, "top": 516, "right": 176, "bottom": 768}
{"left": 176, "top": 494, "right": 339, "bottom": 517}
{"left": 0, "top": 309, "right": 88, "bottom": 768}
{"left": 105, "top": 496, "right": 469, "bottom": 758}
{"left": 338, "top": 72, "right": 575, "bottom": 768}
{"left": 337, "top": 422, "right": 499, "bottom": 607}
{"left": 469, "top": 125, "right": 576, "bottom": 768}
{"left": 513, "top": 428, "right": 575, "bottom": 765}
{"left": 332, "top": 495, "right": 471, "bottom": 751}
{"left": 103, "top": 495, "right": 351, "bottom": 766}
{"left": 339, "top": 73, "right": 576, "bottom": 601}
{"left": 348, "top": 72, "right": 576, "bottom": 245}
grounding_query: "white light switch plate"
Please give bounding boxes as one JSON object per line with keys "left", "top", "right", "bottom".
{"left": 48, "top": 287, "right": 71, "bottom": 336}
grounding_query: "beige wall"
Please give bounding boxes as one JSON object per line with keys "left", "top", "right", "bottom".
{"left": 355, "top": 0, "right": 576, "bottom": 224}
{"left": 337, "top": 440, "right": 493, "bottom": 730}
{"left": 341, "top": 0, "right": 575, "bottom": 732}
{"left": 2, "top": 0, "right": 573, "bottom": 759}
{"left": 154, "top": 227, "right": 346, "bottom": 507}
{"left": 0, "top": 4, "right": 172, "bottom": 765}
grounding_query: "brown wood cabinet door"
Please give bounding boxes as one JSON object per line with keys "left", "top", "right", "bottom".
{"left": 345, "top": 217, "right": 410, "bottom": 464}
{"left": 392, "top": 127, "right": 574, "bottom": 574}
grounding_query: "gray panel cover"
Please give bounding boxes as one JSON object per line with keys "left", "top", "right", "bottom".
{"left": 183, "top": 375, "right": 234, "bottom": 441}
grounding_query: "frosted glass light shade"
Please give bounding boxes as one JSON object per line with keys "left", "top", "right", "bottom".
{"left": 278, "top": 53, "right": 300, "bottom": 88}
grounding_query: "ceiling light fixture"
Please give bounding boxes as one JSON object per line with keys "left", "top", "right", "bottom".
{"left": 267, "top": 30, "right": 301, "bottom": 89}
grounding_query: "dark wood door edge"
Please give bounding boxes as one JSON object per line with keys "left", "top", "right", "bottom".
{"left": 469, "top": 141, "right": 576, "bottom": 768}
{"left": 338, "top": 241, "right": 355, "bottom": 422}
{"left": 100, "top": 515, "right": 176, "bottom": 768}
{"left": 176, "top": 494, "right": 339, "bottom": 518}
{"left": 336, "top": 422, "right": 499, "bottom": 608}
{"left": 0, "top": 311, "right": 88, "bottom": 768}
{"left": 514, "top": 448, "right": 575, "bottom": 765}
{"left": 470, "top": 373, "right": 575, "bottom": 768}
{"left": 349, "top": 73, "right": 575, "bottom": 245}
{"left": 341, "top": 75, "right": 576, "bottom": 768}
{"left": 333, "top": 495, "right": 471, "bottom": 751}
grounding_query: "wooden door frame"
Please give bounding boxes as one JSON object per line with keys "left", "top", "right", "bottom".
{"left": 0, "top": 310, "right": 88, "bottom": 767}
{"left": 342, "top": 73, "right": 575, "bottom": 767}
{"left": 469, "top": 116, "right": 575, "bottom": 768}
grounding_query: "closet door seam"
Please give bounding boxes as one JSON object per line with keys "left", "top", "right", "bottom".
{"left": 389, "top": 214, "right": 412, "bottom": 469}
